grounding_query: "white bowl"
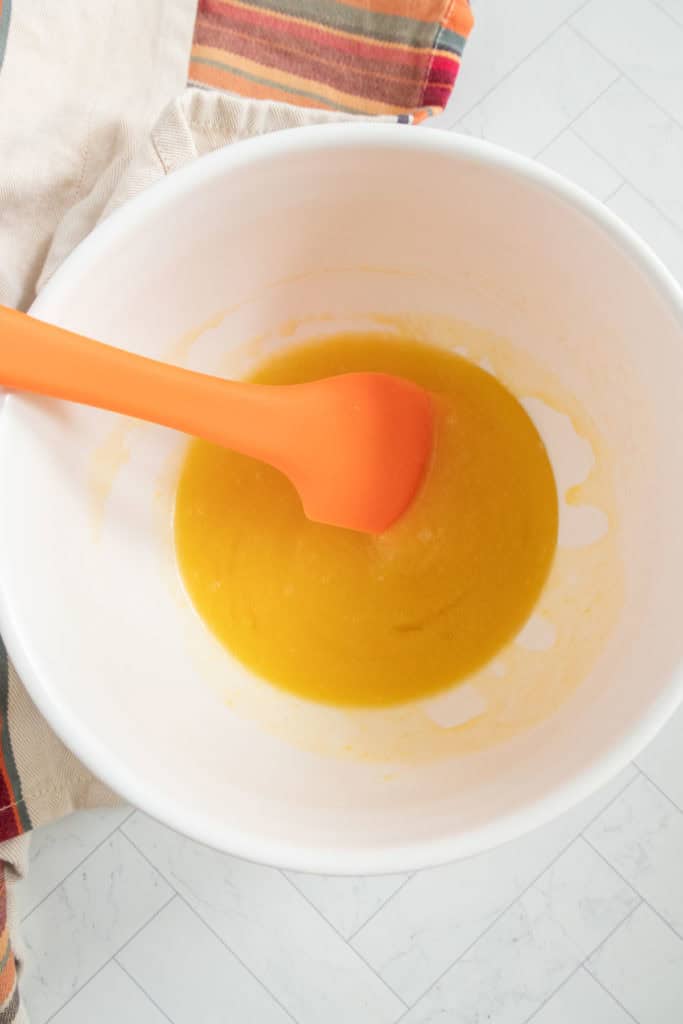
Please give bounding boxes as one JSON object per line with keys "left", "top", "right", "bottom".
{"left": 1, "top": 125, "right": 682, "bottom": 873}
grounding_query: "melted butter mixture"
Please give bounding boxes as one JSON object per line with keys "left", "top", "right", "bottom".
{"left": 174, "top": 333, "right": 559, "bottom": 706}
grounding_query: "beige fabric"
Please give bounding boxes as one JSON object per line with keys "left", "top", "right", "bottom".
{"left": 40, "top": 87, "right": 366, "bottom": 288}
{"left": 7, "top": 664, "right": 122, "bottom": 827}
{"left": 0, "top": 0, "right": 198, "bottom": 311}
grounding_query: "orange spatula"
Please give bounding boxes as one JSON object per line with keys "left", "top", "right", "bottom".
{"left": 0, "top": 306, "right": 434, "bottom": 533}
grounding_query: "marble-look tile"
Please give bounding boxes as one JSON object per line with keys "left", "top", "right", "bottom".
{"left": 19, "top": 808, "right": 132, "bottom": 919}
{"left": 531, "top": 967, "right": 634, "bottom": 1024}
{"left": 352, "top": 768, "right": 635, "bottom": 1005}
{"left": 588, "top": 904, "right": 683, "bottom": 1024}
{"left": 285, "top": 871, "right": 410, "bottom": 939}
{"left": 586, "top": 774, "right": 683, "bottom": 934}
{"left": 637, "top": 702, "right": 683, "bottom": 805}
{"left": 572, "top": 0, "right": 683, "bottom": 123}
{"left": 607, "top": 184, "right": 683, "bottom": 284}
{"left": 402, "top": 840, "right": 638, "bottom": 1024}
{"left": 574, "top": 77, "right": 683, "bottom": 230}
{"left": 122, "top": 813, "right": 403, "bottom": 1024}
{"left": 538, "top": 128, "right": 623, "bottom": 200}
{"left": 50, "top": 961, "right": 168, "bottom": 1024}
{"left": 20, "top": 831, "right": 172, "bottom": 1024}
{"left": 531, "top": 838, "right": 639, "bottom": 952}
{"left": 118, "top": 897, "right": 292, "bottom": 1024}
{"left": 440, "top": 0, "right": 590, "bottom": 123}
{"left": 457, "top": 26, "right": 618, "bottom": 156}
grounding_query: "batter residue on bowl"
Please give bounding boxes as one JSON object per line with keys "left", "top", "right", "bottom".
{"left": 174, "top": 333, "right": 558, "bottom": 706}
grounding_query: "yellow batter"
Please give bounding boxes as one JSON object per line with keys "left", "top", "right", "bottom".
{"left": 174, "top": 333, "right": 558, "bottom": 706}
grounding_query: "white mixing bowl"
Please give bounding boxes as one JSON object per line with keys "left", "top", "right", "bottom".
{"left": 1, "top": 125, "right": 682, "bottom": 873}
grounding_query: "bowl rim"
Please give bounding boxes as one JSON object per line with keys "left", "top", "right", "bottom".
{"left": 4, "top": 121, "right": 683, "bottom": 874}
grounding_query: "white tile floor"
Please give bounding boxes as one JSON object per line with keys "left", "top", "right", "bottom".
{"left": 16, "top": 0, "right": 683, "bottom": 1021}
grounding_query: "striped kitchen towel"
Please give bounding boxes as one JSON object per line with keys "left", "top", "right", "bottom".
{"left": 189, "top": 0, "right": 473, "bottom": 119}
{"left": 0, "top": 868, "right": 19, "bottom": 1024}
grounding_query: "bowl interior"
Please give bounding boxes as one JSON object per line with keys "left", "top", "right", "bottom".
{"left": 2, "top": 126, "right": 683, "bottom": 872}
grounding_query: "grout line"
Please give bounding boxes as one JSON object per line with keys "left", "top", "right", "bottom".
{"left": 651, "top": 0, "right": 683, "bottom": 30}
{"left": 557, "top": 21, "right": 683, "bottom": 236}
{"left": 581, "top": 902, "right": 644, "bottom": 1023}
{"left": 577, "top": 868, "right": 643, "bottom": 957}
{"left": 588, "top": 971, "right": 641, "bottom": 1024}
{"left": 392, "top": 771, "right": 640, "bottom": 1011}
{"left": 578, "top": 900, "right": 647, "bottom": 1024}
{"left": 582, "top": 791, "right": 640, "bottom": 871}
{"left": 292, "top": 872, "right": 417, "bottom": 945}
{"left": 575, "top": 834, "right": 642, "bottom": 905}
{"left": 166, "top": 894, "right": 300, "bottom": 1024}
{"left": 569, "top": 118, "right": 683, "bottom": 238}
{"left": 443, "top": 0, "right": 594, "bottom": 128}
{"left": 121, "top": 831, "right": 300, "bottom": 1024}
{"left": 532, "top": 122, "right": 625, "bottom": 204}
{"left": 525, "top": 900, "right": 644, "bottom": 1024}
{"left": 531, "top": 69, "right": 622, "bottom": 161}
{"left": 583, "top": 831, "right": 683, "bottom": 948}
{"left": 41, "top": 892, "right": 176, "bottom": 1024}
{"left": 115, "top": 960, "right": 176, "bottom": 1024}
{"left": 20, "top": 809, "right": 137, "bottom": 923}
{"left": 524, "top": 901, "right": 647, "bottom": 1024}
{"left": 41, "top": 958, "right": 112, "bottom": 1024}
{"left": 346, "top": 873, "right": 415, "bottom": 943}
{"left": 522, "top": 964, "right": 585, "bottom": 1024}
{"left": 99, "top": 889, "right": 176, "bottom": 959}
{"left": 569, "top": 20, "right": 683, "bottom": 132}
{"left": 635, "top": 763, "right": 683, "bottom": 816}
{"left": 279, "top": 872, "right": 410, "bottom": 1009}
{"left": 601, "top": 181, "right": 625, "bottom": 205}
{"left": 577, "top": 772, "right": 640, "bottom": 844}
{"left": 535, "top": 125, "right": 572, "bottom": 161}
{"left": 616, "top": 182, "right": 683, "bottom": 239}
